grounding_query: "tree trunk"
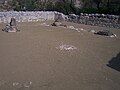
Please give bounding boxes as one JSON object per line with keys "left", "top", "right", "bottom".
{"left": 107, "top": 0, "right": 110, "bottom": 13}
{"left": 70, "top": 0, "right": 76, "bottom": 14}
{"left": 96, "top": 2, "right": 100, "bottom": 12}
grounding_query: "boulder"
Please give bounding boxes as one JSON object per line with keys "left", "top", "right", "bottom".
{"left": 2, "top": 18, "right": 19, "bottom": 32}
{"left": 10, "top": 18, "right": 17, "bottom": 26}
{"left": 94, "top": 30, "right": 114, "bottom": 36}
{"left": 51, "top": 21, "right": 67, "bottom": 27}
{"left": 54, "top": 12, "right": 66, "bottom": 22}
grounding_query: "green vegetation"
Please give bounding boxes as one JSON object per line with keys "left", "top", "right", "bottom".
{"left": 1, "top": 0, "right": 120, "bottom": 15}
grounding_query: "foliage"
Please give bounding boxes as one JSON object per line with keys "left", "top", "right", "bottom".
{"left": 0, "top": 0, "right": 119, "bottom": 15}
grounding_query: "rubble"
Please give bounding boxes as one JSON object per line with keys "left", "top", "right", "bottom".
{"left": 56, "top": 44, "right": 77, "bottom": 51}
{"left": 51, "top": 20, "right": 67, "bottom": 28}
{"left": 94, "top": 30, "right": 117, "bottom": 37}
{"left": 89, "top": 30, "right": 96, "bottom": 33}
{"left": 51, "top": 21, "right": 62, "bottom": 27}
{"left": 54, "top": 12, "right": 67, "bottom": 21}
{"left": 23, "top": 81, "right": 32, "bottom": 88}
{"left": 68, "top": 13, "right": 120, "bottom": 29}
{"left": 67, "top": 26, "right": 76, "bottom": 30}
{"left": 12, "top": 81, "right": 32, "bottom": 88}
{"left": 40, "top": 23, "right": 50, "bottom": 27}
{"left": 2, "top": 18, "right": 19, "bottom": 32}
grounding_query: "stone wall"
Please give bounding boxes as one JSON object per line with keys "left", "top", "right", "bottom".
{"left": 0, "top": 11, "right": 66, "bottom": 23}
{"left": 0, "top": 11, "right": 120, "bottom": 29}
{"left": 68, "top": 13, "right": 120, "bottom": 29}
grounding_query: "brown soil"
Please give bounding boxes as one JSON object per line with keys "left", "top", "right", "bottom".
{"left": 0, "top": 21, "right": 120, "bottom": 90}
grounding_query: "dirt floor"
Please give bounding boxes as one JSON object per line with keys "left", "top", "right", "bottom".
{"left": 0, "top": 21, "right": 120, "bottom": 90}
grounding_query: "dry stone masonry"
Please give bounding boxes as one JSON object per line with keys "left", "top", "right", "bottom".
{"left": 0, "top": 11, "right": 66, "bottom": 23}
{"left": 68, "top": 13, "right": 120, "bottom": 29}
{"left": 0, "top": 11, "right": 119, "bottom": 29}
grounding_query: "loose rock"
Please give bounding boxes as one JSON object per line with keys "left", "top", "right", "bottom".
{"left": 2, "top": 18, "right": 20, "bottom": 33}
{"left": 94, "top": 30, "right": 114, "bottom": 37}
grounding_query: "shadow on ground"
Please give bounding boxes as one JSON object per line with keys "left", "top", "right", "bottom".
{"left": 107, "top": 52, "right": 120, "bottom": 72}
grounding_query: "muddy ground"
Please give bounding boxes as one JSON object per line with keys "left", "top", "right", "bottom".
{"left": 0, "top": 21, "right": 120, "bottom": 90}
